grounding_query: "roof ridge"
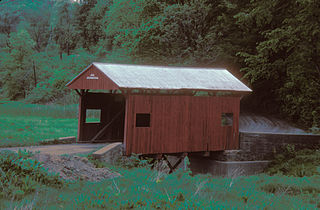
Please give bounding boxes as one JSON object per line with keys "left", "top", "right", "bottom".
{"left": 93, "top": 62, "right": 227, "bottom": 71}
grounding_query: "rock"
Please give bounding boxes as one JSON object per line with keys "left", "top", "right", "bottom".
{"left": 32, "top": 153, "right": 120, "bottom": 182}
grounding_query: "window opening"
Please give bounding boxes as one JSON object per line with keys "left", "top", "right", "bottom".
{"left": 136, "top": 113, "right": 150, "bottom": 127}
{"left": 221, "top": 113, "right": 233, "bottom": 126}
{"left": 86, "top": 109, "right": 101, "bottom": 123}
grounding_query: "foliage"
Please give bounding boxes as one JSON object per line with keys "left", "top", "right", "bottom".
{"left": 0, "top": 150, "right": 64, "bottom": 199}
{"left": 1, "top": 166, "right": 320, "bottom": 209}
{"left": 0, "top": 29, "right": 35, "bottom": 99}
{"left": 53, "top": 0, "right": 79, "bottom": 58}
{"left": 236, "top": 0, "right": 320, "bottom": 127}
{"left": 116, "top": 154, "right": 154, "bottom": 169}
{"left": 0, "top": 0, "right": 320, "bottom": 129}
{"left": 87, "top": 153, "right": 153, "bottom": 170}
{"left": 75, "top": 0, "right": 110, "bottom": 50}
{"left": 266, "top": 145, "right": 320, "bottom": 177}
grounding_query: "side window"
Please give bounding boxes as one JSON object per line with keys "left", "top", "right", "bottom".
{"left": 221, "top": 113, "right": 233, "bottom": 126}
{"left": 86, "top": 109, "right": 101, "bottom": 123}
{"left": 136, "top": 113, "right": 150, "bottom": 127}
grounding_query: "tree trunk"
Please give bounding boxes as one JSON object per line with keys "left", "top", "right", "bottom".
{"left": 33, "top": 60, "right": 37, "bottom": 87}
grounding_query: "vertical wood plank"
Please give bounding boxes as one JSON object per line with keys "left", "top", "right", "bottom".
{"left": 126, "top": 94, "right": 241, "bottom": 155}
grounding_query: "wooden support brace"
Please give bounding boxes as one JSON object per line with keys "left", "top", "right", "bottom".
{"left": 163, "top": 153, "right": 188, "bottom": 174}
{"left": 171, "top": 153, "right": 187, "bottom": 171}
{"left": 162, "top": 155, "right": 173, "bottom": 172}
{"left": 90, "top": 108, "right": 124, "bottom": 142}
{"left": 75, "top": 89, "right": 82, "bottom": 97}
{"left": 149, "top": 153, "right": 188, "bottom": 173}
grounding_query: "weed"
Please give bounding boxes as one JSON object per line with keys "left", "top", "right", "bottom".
{"left": 266, "top": 145, "right": 320, "bottom": 177}
{"left": 0, "top": 150, "right": 64, "bottom": 200}
{"left": 87, "top": 155, "right": 109, "bottom": 168}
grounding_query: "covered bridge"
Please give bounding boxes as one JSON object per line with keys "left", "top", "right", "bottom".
{"left": 66, "top": 63, "right": 251, "bottom": 156}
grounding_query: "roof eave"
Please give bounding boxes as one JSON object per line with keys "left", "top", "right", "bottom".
{"left": 119, "top": 87, "right": 252, "bottom": 94}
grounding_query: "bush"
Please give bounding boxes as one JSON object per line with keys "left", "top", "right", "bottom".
{"left": 116, "top": 154, "right": 153, "bottom": 169}
{"left": 266, "top": 145, "right": 320, "bottom": 177}
{"left": 0, "top": 150, "right": 64, "bottom": 199}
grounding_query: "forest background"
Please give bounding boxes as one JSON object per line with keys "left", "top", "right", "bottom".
{"left": 0, "top": 0, "right": 319, "bottom": 129}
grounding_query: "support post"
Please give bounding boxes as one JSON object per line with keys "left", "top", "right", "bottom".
{"left": 78, "top": 89, "right": 86, "bottom": 142}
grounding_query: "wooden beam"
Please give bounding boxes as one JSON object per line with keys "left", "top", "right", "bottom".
{"left": 90, "top": 108, "right": 124, "bottom": 142}
{"left": 163, "top": 153, "right": 188, "bottom": 173}
{"left": 75, "top": 89, "right": 82, "bottom": 96}
{"left": 162, "top": 155, "right": 174, "bottom": 172}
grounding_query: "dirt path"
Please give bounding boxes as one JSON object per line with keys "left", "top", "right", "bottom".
{"left": 0, "top": 143, "right": 107, "bottom": 155}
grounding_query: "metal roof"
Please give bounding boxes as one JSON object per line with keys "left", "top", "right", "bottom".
{"left": 66, "top": 62, "right": 252, "bottom": 93}
{"left": 91, "top": 62, "right": 251, "bottom": 93}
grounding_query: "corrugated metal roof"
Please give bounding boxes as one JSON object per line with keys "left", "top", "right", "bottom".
{"left": 92, "top": 62, "right": 251, "bottom": 93}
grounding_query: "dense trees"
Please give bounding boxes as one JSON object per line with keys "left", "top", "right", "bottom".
{"left": 1, "top": 29, "right": 35, "bottom": 99}
{"left": 0, "top": 0, "right": 319, "bottom": 128}
{"left": 236, "top": 0, "right": 320, "bottom": 127}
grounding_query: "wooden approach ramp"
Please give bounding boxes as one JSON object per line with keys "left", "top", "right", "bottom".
{"left": 92, "top": 142, "right": 123, "bottom": 158}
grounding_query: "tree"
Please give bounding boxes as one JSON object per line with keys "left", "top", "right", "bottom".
{"left": 236, "top": 0, "right": 320, "bottom": 127}
{"left": 23, "top": 0, "right": 53, "bottom": 52}
{"left": 53, "top": 0, "right": 78, "bottom": 59}
{"left": 0, "top": 8, "right": 20, "bottom": 48}
{"left": 74, "top": 0, "right": 110, "bottom": 50}
{"left": 1, "top": 29, "right": 35, "bottom": 99}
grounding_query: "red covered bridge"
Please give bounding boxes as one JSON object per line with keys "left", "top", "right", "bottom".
{"left": 66, "top": 63, "right": 251, "bottom": 156}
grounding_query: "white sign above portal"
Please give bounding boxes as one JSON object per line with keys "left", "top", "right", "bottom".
{"left": 86, "top": 73, "right": 99, "bottom": 80}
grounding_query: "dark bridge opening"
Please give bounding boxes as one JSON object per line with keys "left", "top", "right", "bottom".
{"left": 78, "top": 92, "right": 125, "bottom": 143}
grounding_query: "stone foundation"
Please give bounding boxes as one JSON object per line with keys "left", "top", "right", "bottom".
{"left": 212, "top": 132, "right": 320, "bottom": 161}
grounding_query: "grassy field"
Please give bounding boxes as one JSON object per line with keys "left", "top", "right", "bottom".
{"left": 1, "top": 101, "right": 319, "bottom": 209}
{"left": 0, "top": 154, "right": 319, "bottom": 209}
{"left": 0, "top": 101, "right": 78, "bottom": 147}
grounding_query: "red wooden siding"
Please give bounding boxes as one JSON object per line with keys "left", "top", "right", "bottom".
{"left": 68, "top": 65, "right": 119, "bottom": 90}
{"left": 124, "top": 95, "right": 240, "bottom": 155}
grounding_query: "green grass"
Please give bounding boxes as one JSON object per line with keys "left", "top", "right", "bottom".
{"left": 0, "top": 101, "right": 78, "bottom": 147}
{"left": 0, "top": 116, "right": 77, "bottom": 147}
{"left": 0, "top": 101, "right": 102, "bottom": 147}
{"left": 1, "top": 150, "right": 319, "bottom": 209}
{"left": 0, "top": 167, "right": 319, "bottom": 209}
{"left": 0, "top": 101, "right": 78, "bottom": 119}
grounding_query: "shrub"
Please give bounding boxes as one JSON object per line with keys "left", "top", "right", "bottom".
{"left": 0, "top": 150, "right": 64, "bottom": 199}
{"left": 116, "top": 154, "right": 153, "bottom": 169}
{"left": 266, "top": 145, "right": 320, "bottom": 177}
